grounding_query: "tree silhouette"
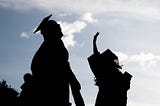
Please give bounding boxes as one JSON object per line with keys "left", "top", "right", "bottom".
{"left": 0, "top": 80, "right": 19, "bottom": 105}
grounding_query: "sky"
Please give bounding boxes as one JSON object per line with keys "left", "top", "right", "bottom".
{"left": 1, "top": 0, "right": 160, "bottom": 106}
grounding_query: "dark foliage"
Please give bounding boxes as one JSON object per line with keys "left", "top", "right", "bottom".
{"left": 0, "top": 80, "right": 19, "bottom": 105}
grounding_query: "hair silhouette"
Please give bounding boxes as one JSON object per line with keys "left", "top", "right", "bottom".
{"left": 87, "top": 32, "right": 132, "bottom": 106}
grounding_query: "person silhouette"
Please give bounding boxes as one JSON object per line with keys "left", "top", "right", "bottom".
{"left": 87, "top": 32, "right": 132, "bottom": 106}
{"left": 19, "top": 73, "right": 33, "bottom": 105}
{"left": 31, "top": 14, "right": 85, "bottom": 106}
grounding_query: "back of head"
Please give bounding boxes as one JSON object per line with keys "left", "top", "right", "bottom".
{"left": 101, "top": 49, "right": 121, "bottom": 69}
{"left": 42, "top": 20, "right": 62, "bottom": 36}
{"left": 34, "top": 14, "right": 63, "bottom": 40}
{"left": 101, "top": 49, "right": 118, "bottom": 62}
{"left": 23, "top": 73, "right": 32, "bottom": 82}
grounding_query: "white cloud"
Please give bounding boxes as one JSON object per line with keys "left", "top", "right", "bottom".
{"left": 20, "top": 13, "right": 91, "bottom": 47}
{"left": 59, "top": 13, "right": 70, "bottom": 17}
{"left": 128, "top": 101, "right": 160, "bottom": 106}
{"left": 81, "top": 13, "right": 98, "bottom": 23}
{"left": 58, "top": 12, "right": 97, "bottom": 48}
{"left": 115, "top": 51, "right": 160, "bottom": 70}
{"left": 0, "top": 0, "right": 37, "bottom": 11}
{"left": 58, "top": 20, "right": 87, "bottom": 48}
{"left": 20, "top": 32, "right": 30, "bottom": 39}
{"left": 1, "top": 0, "right": 160, "bottom": 21}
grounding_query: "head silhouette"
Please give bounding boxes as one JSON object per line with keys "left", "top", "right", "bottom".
{"left": 41, "top": 20, "right": 63, "bottom": 40}
{"left": 34, "top": 14, "right": 63, "bottom": 41}
{"left": 101, "top": 49, "right": 122, "bottom": 69}
{"left": 23, "top": 73, "right": 32, "bottom": 82}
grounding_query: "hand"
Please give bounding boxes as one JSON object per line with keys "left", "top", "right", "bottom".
{"left": 95, "top": 32, "right": 99, "bottom": 37}
{"left": 93, "top": 32, "right": 99, "bottom": 43}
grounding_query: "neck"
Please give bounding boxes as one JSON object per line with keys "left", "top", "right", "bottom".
{"left": 44, "top": 37, "right": 62, "bottom": 43}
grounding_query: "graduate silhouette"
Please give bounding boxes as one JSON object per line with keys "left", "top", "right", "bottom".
{"left": 29, "top": 14, "right": 85, "bottom": 106}
{"left": 88, "top": 32, "right": 132, "bottom": 106}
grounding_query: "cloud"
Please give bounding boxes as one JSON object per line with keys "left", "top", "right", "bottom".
{"left": 20, "top": 12, "right": 97, "bottom": 47}
{"left": 128, "top": 101, "right": 160, "bottom": 106}
{"left": 115, "top": 51, "right": 160, "bottom": 70}
{"left": 59, "top": 12, "right": 98, "bottom": 48}
{"left": 32, "top": 20, "right": 87, "bottom": 48}
{"left": 20, "top": 32, "right": 30, "bottom": 39}
{"left": 81, "top": 13, "right": 98, "bottom": 23}
{"left": 58, "top": 20, "right": 87, "bottom": 48}
{"left": 1, "top": 0, "right": 160, "bottom": 21}
{"left": 0, "top": 0, "right": 37, "bottom": 11}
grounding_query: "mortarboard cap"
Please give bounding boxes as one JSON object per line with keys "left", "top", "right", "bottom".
{"left": 101, "top": 49, "right": 118, "bottom": 60}
{"left": 101, "top": 49, "right": 122, "bottom": 69}
{"left": 34, "top": 14, "right": 52, "bottom": 34}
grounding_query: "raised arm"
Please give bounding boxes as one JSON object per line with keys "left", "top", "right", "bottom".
{"left": 93, "top": 32, "right": 100, "bottom": 54}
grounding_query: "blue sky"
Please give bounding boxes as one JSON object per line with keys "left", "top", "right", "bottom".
{"left": 1, "top": 0, "right": 160, "bottom": 106}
